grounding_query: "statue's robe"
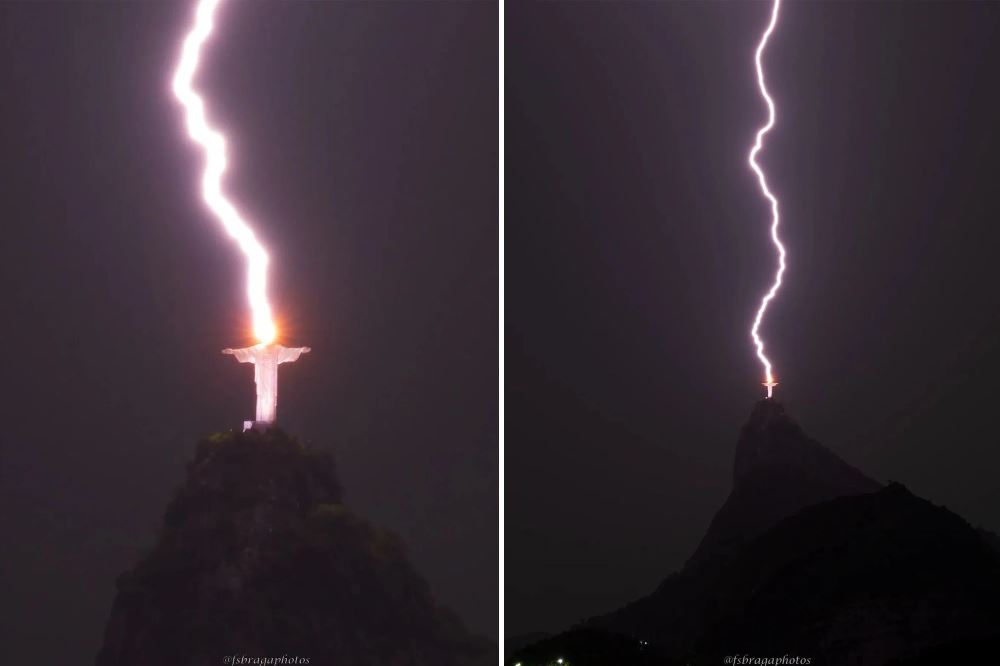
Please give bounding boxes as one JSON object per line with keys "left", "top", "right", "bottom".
{"left": 226, "top": 344, "right": 309, "bottom": 423}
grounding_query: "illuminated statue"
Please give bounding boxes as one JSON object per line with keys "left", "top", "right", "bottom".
{"left": 223, "top": 344, "right": 311, "bottom": 427}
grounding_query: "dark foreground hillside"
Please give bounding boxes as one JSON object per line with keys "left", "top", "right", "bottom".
{"left": 510, "top": 401, "right": 1000, "bottom": 666}
{"left": 96, "top": 429, "right": 495, "bottom": 666}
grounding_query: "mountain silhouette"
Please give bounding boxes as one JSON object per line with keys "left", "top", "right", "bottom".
{"left": 96, "top": 429, "right": 494, "bottom": 666}
{"left": 693, "top": 398, "right": 881, "bottom": 568}
{"left": 509, "top": 400, "right": 1000, "bottom": 666}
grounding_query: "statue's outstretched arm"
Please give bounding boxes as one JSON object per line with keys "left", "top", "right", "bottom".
{"left": 278, "top": 346, "right": 311, "bottom": 364}
{"left": 222, "top": 347, "right": 256, "bottom": 363}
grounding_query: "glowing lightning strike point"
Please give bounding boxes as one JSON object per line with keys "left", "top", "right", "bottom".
{"left": 172, "top": 0, "right": 276, "bottom": 345}
{"left": 748, "top": 0, "right": 785, "bottom": 400}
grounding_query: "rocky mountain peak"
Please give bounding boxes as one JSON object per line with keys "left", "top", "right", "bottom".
{"left": 96, "top": 429, "right": 494, "bottom": 666}
{"left": 692, "top": 399, "right": 880, "bottom": 567}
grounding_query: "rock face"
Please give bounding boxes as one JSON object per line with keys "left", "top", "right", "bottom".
{"left": 691, "top": 483, "right": 1000, "bottom": 665}
{"left": 692, "top": 399, "right": 881, "bottom": 568}
{"left": 511, "top": 401, "right": 1000, "bottom": 666}
{"left": 96, "top": 429, "right": 494, "bottom": 666}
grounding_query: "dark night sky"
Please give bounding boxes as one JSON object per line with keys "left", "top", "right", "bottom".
{"left": 507, "top": 0, "right": 1000, "bottom": 639}
{"left": 0, "top": 1, "right": 496, "bottom": 662}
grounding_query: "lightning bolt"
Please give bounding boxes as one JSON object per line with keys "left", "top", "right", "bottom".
{"left": 172, "top": 0, "right": 277, "bottom": 345}
{"left": 748, "top": 0, "right": 785, "bottom": 399}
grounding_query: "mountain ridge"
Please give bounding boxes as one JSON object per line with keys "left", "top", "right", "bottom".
{"left": 509, "top": 401, "right": 1000, "bottom": 666}
{"left": 96, "top": 428, "right": 495, "bottom": 666}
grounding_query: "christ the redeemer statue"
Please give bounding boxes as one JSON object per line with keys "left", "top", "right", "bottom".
{"left": 223, "top": 343, "right": 310, "bottom": 427}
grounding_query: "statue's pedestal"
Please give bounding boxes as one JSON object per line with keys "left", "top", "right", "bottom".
{"left": 243, "top": 420, "right": 272, "bottom": 433}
